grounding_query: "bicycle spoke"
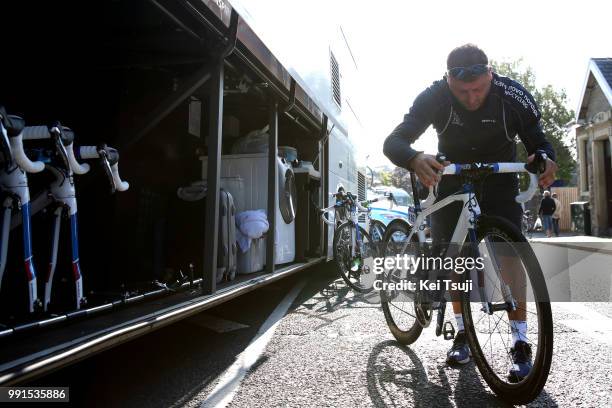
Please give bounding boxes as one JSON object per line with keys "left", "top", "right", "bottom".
{"left": 480, "top": 311, "right": 505, "bottom": 352}
{"left": 495, "top": 319, "right": 516, "bottom": 368}
{"left": 474, "top": 308, "right": 489, "bottom": 326}
{"left": 512, "top": 305, "right": 540, "bottom": 318}
{"left": 389, "top": 300, "right": 417, "bottom": 320}
{"left": 497, "top": 317, "right": 538, "bottom": 349}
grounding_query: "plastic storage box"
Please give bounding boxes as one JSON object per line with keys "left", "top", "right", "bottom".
{"left": 238, "top": 237, "right": 265, "bottom": 274}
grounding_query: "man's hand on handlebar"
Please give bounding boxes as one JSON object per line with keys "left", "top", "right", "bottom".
{"left": 527, "top": 153, "right": 557, "bottom": 188}
{"left": 407, "top": 153, "right": 450, "bottom": 188}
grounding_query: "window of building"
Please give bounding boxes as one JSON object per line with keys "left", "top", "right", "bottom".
{"left": 581, "top": 138, "right": 590, "bottom": 192}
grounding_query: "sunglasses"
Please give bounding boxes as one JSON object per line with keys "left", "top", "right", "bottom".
{"left": 447, "top": 64, "right": 490, "bottom": 80}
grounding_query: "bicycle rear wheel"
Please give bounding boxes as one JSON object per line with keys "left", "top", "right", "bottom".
{"left": 333, "top": 221, "right": 377, "bottom": 293}
{"left": 379, "top": 219, "right": 427, "bottom": 345}
{"left": 461, "top": 215, "right": 553, "bottom": 404}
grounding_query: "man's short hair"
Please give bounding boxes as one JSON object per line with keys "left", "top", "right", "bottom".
{"left": 447, "top": 44, "right": 488, "bottom": 69}
{"left": 543, "top": 191, "right": 551, "bottom": 196}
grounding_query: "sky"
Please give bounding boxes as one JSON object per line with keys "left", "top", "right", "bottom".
{"left": 234, "top": 0, "right": 612, "bottom": 167}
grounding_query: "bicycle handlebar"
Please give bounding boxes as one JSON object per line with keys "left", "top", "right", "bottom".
{"left": 77, "top": 146, "right": 129, "bottom": 192}
{"left": 420, "top": 162, "right": 540, "bottom": 207}
{"left": 0, "top": 118, "right": 45, "bottom": 173}
{"left": 21, "top": 126, "right": 129, "bottom": 192}
{"left": 22, "top": 125, "right": 91, "bottom": 174}
{"left": 331, "top": 190, "right": 395, "bottom": 207}
{"left": 9, "top": 132, "right": 46, "bottom": 173}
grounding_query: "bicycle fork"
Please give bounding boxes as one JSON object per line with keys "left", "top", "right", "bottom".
{"left": 481, "top": 237, "right": 517, "bottom": 314}
{"left": 43, "top": 165, "right": 85, "bottom": 311}
{"left": 468, "top": 232, "right": 517, "bottom": 315}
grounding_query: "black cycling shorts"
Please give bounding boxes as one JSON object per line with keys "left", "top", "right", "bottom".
{"left": 430, "top": 193, "right": 523, "bottom": 246}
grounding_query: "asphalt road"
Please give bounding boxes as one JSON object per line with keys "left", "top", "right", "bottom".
{"left": 30, "top": 262, "right": 612, "bottom": 407}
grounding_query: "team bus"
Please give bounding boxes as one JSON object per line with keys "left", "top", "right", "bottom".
{"left": 0, "top": 0, "right": 360, "bottom": 384}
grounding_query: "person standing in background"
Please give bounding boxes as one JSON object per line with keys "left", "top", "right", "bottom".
{"left": 539, "top": 191, "right": 556, "bottom": 238}
{"left": 551, "top": 192, "right": 562, "bottom": 237}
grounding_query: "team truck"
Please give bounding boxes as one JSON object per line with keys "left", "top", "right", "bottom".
{"left": 0, "top": 0, "right": 360, "bottom": 384}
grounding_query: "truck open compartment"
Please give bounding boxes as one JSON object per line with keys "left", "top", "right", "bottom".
{"left": 0, "top": 0, "right": 327, "bottom": 344}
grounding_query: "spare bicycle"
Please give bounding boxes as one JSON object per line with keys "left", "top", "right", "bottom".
{"left": 320, "top": 189, "right": 395, "bottom": 293}
{"left": 21, "top": 124, "right": 129, "bottom": 311}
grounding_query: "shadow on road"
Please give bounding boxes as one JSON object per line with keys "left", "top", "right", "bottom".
{"left": 366, "top": 340, "right": 558, "bottom": 408}
{"left": 294, "top": 262, "right": 382, "bottom": 314}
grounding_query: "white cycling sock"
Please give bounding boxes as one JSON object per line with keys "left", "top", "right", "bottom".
{"left": 510, "top": 320, "right": 528, "bottom": 346}
{"left": 454, "top": 313, "right": 464, "bottom": 332}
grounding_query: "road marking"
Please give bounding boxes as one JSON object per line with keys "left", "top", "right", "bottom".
{"left": 186, "top": 314, "right": 250, "bottom": 333}
{"left": 200, "top": 280, "right": 306, "bottom": 408}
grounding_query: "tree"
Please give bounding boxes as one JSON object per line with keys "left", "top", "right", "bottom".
{"left": 391, "top": 166, "right": 411, "bottom": 189}
{"left": 379, "top": 170, "right": 393, "bottom": 186}
{"left": 491, "top": 59, "right": 576, "bottom": 185}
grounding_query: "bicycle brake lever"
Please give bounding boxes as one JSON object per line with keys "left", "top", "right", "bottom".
{"left": 97, "top": 147, "right": 117, "bottom": 194}
{"left": 525, "top": 150, "right": 548, "bottom": 174}
{"left": 49, "top": 124, "right": 71, "bottom": 171}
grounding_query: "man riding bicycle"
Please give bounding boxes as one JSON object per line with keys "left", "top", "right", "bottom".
{"left": 383, "top": 44, "right": 557, "bottom": 381}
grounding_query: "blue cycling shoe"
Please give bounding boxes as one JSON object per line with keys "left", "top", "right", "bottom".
{"left": 446, "top": 330, "right": 471, "bottom": 365}
{"left": 508, "top": 340, "right": 533, "bottom": 382}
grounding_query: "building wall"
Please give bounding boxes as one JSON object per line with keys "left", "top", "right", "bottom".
{"left": 585, "top": 84, "right": 610, "bottom": 120}
{"left": 576, "top": 118, "right": 612, "bottom": 236}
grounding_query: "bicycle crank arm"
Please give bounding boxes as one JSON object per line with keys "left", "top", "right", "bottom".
{"left": 435, "top": 299, "right": 447, "bottom": 337}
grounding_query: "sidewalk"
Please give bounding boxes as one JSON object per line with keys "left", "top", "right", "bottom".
{"left": 529, "top": 231, "right": 612, "bottom": 254}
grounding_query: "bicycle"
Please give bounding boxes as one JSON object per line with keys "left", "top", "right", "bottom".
{"left": 320, "top": 189, "right": 394, "bottom": 293}
{"left": 0, "top": 111, "right": 129, "bottom": 314}
{"left": 379, "top": 154, "right": 553, "bottom": 404}
{"left": 0, "top": 107, "right": 46, "bottom": 313}
{"left": 21, "top": 124, "right": 129, "bottom": 312}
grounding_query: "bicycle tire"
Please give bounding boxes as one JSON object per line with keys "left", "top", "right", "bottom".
{"left": 332, "top": 221, "right": 376, "bottom": 293}
{"left": 380, "top": 219, "right": 424, "bottom": 345}
{"left": 461, "top": 215, "right": 553, "bottom": 404}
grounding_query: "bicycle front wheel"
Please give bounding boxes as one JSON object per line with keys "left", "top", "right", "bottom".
{"left": 461, "top": 215, "right": 553, "bottom": 404}
{"left": 333, "top": 222, "right": 378, "bottom": 293}
{"left": 379, "top": 219, "right": 426, "bottom": 345}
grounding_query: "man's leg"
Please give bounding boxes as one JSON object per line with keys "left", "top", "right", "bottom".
{"left": 553, "top": 218, "right": 560, "bottom": 237}
{"left": 479, "top": 199, "right": 533, "bottom": 379}
{"left": 497, "top": 255, "right": 528, "bottom": 338}
{"left": 430, "top": 200, "right": 470, "bottom": 365}
{"left": 543, "top": 215, "right": 551, "bottom": 237}
{"left": 549, "top": 216, "right": 554, "bottom": 237}
{"left": 498, "top": 252, "right": 533, "bottom": 382}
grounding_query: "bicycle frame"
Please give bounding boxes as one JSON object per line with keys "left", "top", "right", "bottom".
{"left": 322, "top": 191, "right": 382, "bottom": 258}
{"left": 405, "top": 190, "right": 479, "bottom": 249}
{"left": 25, "top": 130, "right": 128, "bottom": 312}
{"left": 348, "top": 200, "right": 366, "bottom": 258}
{"left": 0, "top": 117, "right": 45, "bottom": 313}
{"left": 40, "top": 159, "right": 85, "bottom": 311}
{"left": 391, "top": 162, "right": 540, "bottom": 316}
{"left": 0, "top": 164, "right": 41, "bottom": 313}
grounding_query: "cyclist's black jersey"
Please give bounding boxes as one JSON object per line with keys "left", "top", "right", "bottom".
{"left": 383, "top": 73, "right": 556, "bottom": 197}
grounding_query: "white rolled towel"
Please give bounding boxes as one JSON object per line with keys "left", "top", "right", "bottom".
{"left": 236, "top": 210, "right": 269, "bottom": 252}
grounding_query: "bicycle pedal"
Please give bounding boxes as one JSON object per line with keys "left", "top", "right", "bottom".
{"left": 442, "top": 321, "right": 455, "bottom": 340}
